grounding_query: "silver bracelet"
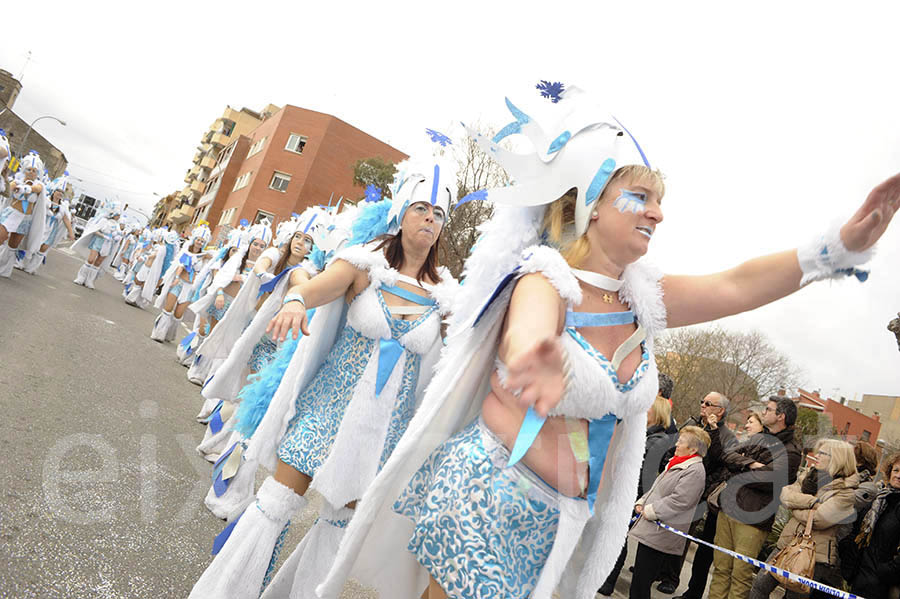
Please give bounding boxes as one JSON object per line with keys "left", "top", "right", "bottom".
{"left": 283, "top": 292, "right": 306, "bottom": 306}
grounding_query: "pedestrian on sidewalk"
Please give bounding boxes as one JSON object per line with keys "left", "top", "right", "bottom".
{"left": 748, "top": 439, "right": 858, "bottom": 599}
{"left": 629, "top": 426, "right": 710, "bottom": 599}
{"left": 707, "top": 396, "right": 802, "bottom": 599}
{"left": 671, "top": 392, "right": 738, "bottom": 599}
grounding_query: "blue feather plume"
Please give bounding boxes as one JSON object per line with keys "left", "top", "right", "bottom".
{"left": 161, "top": 243, "right": 176, "bottom": 276}
{"left": 308, "top": 247, "right": 326, "bottom": 271}
{"left": 347, "top": 198, "right": 392, "bottom": 246}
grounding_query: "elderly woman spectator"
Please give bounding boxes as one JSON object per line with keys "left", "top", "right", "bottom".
{"left": 748, "top": 439, "right": 859, "bottom": 599}
{"left": 628, "top": 426, "right": 711, "bottom": 599}
{"left": 744, "top": 411, "right": 764, "bottom": 436}
{"left": 845, "top": 452, "right": 900, "bottom": 599}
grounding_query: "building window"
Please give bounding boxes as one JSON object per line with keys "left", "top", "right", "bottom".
{"left": 269, "top": 171, "right": 291, "bottom": 192}
{"left": 233, "top": 171, "right": 253, "bottom": 191}
{"left": 219, "top": 207, "right": 237, "bottom": 226}
{"left": 254, "top": 210, "right": 275, "bottom": 225}
{"left": 285, "top": 133, "right": 307, "bottom": 154}
{"left": 247, "top": 136, "right": 267, "bottom": 158}
{"left": 862, "top": 430, "right": 871, "bottom": 442}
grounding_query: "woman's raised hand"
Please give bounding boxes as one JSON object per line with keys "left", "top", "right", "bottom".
{"left": 841, "top": 173, "right": 900, "bottom": 252}
{"left": 504, "top": 336, "right": 567, "bottom": 418}
{"left": 267, "top": 301, "right": 309, "bottom": 342}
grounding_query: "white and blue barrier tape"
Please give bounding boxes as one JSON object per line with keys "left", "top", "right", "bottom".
{"left": 633, "top": 516, "right": 863, "bottom": 599}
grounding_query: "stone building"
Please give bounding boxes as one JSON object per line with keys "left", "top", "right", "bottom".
{"left": 0, "top": 68, "right": 68, "bottom": 179}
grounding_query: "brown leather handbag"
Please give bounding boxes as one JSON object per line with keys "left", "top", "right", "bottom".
{"left": 769, "top": 505, "right": 818, "bottom": 593}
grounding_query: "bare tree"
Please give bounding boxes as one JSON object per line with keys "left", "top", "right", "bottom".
{"left": 888, "top": 312, "right": 900, "bottom": 352}
{"left": 655, "top": 326, "right": 803, "bottom": 426}
{"left": 438, "top": 124, "right": 510, "bottom": 278}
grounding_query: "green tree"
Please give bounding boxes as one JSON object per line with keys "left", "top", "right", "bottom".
{"left": 795, "top": 407, "right": 837, "bottom": 443}
{"left": 352, "top": 157, "right": 397, "bottom": 198}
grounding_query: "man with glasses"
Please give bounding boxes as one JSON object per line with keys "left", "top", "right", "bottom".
{"left": 668, "top": 393, "right": 737, "bottom": 598}
{"left": 707, "top": 396, "right": 801, "bottom": 599}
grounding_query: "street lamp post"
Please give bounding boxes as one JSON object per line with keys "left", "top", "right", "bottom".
{"left": 17, "top": 115, "right": 67, "bottom": 158}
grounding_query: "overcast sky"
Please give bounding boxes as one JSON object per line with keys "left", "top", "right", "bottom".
{"left": 3, "top": 1, "right": 898, "bottom": 401}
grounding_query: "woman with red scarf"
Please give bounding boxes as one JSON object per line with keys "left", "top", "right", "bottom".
{"left": 628, "top": 426, "right": 711, "bottom": 599}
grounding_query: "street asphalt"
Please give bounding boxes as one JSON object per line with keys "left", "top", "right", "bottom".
{"left": 0, "top": 244, "right": 706, "bottom": 599}
{"left": 0, "top": 246, "right": 374, "bottom": 599}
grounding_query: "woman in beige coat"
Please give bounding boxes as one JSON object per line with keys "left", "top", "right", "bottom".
{"left": 629, "top": 426, "right": 710, "bottom": 599}
{"left": 748, "top": 438, "right": 859, "bottom": 599}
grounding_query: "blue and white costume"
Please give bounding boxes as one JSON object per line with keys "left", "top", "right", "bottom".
{"left": 124, "top": 230, "right": 179, "bottom": 309}
{"left": 72, "top": 206, "right": 124, "bottom": 289}
{"left": 0, "top": 152, "right": 49, "bottom": 278}
{"left": 189, "top": 149, "right": 459, "bottom": 599}
{"left": 195, "top": 212, "right": 325, "bottom": 462}
{"left": 14, "top": 173, "right": 72, "bottom": 274}
{"left": 150, "top": 224, "right": 213, "bottom": 342}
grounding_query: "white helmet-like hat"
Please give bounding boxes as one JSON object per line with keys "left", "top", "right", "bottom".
{"left": 462, "top": 82, "right": 653, "bottom": 236}
{"left": 21, "top": 151, "right": 45, "bottom": 175}
{"left": 189, "top": 223, "right": 211, "bottom": 246}
{"left": 244, "top": 218, "right": 273, "bottom": 247}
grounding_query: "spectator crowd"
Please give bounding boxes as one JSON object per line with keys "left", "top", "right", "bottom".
{"left": 600, "top": 373, "right": 900, "bottom": 599}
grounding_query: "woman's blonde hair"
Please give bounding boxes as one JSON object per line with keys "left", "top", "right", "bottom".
{"left": 818, "top": 439, "right": 857, "bottom": 478}
{"left": 648, "top": 395, "right": 672, "bottom": 429}
{"left": 541, "top": 165, "right": 666, "bottom": 268}
{"left": 680, "top": 425, "right": 712, "bottom": 457}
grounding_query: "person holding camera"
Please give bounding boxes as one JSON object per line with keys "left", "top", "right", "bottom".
{"left": 708, "top": 396, "right": 801, "bottom": 599}
{"left": 672, "top": 392, "right": 738, "bottom": 599}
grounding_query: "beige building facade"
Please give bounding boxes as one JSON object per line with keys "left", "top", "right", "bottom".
{"left": 166, "top": 104, "right": 279, "bottom": 233}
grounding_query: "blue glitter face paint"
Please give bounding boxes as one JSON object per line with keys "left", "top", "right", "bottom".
{"left": 613, "top": 190, "right": 647, "bottom": 215}
{"left": 585, "top": 158, "right": 617, "bottom": 206}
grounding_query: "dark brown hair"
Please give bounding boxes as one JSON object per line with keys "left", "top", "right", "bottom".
{"left": 855, "top": 441, "right": 879, "bottom": 476}
{"left": 881, "top": 451, "right": 900, "bottom": 480}
{"left": 374, "top": 230, "right": 442, "bottom": 284}
{"left": 272, "top": 234, "right": 307, "bottom": 275}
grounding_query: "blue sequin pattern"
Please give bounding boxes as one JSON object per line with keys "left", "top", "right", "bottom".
{"left": 248, "top": 333, "right": 279, "bottom": 373}
{"left": 277, "top": 318, "right": 422, "bottom": 477}
{"left": 206, "top": 295, "right": 233, "bottom": 321}
{"left": 565, "top": 327, "right": 650, "bottom": 392}
{"left": 394, "top": 418, "right": 560, "bottom": 598}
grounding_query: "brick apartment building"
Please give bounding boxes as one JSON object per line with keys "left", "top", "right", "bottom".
{"left": 205, "top": 104, "right": 407, "bottom": 242}
{"left": 787, "top": 388, "right": 883, "bottom": 444}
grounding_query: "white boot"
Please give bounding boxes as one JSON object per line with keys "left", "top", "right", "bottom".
{"left": 0, "top": 245, "right": 15, "bottom": 278}
{"left": 125, "top": 284, "right": 143, "bottom": 306}
{"left": 261, "top": 504, "right": 354, "bottom": 599}
{"left": 197, "top": 425, "right": 240, "bottom": 464}
{"left": 150, "top": 310, "right": 175, "bottom": 342}
{"left": 23, "top": 251, "right": 45, "bottom": 274}
{"left": 205, "top": 453, "right": 259, "bottom": 521}
{"left": 14, "top": 250, "right": 26, "bottom": 270}
{"left": 167, "top": 315, "right": 182, "bottom": 342}
{"left": 73, "top": 262, "right": 90, "bottom": 285}
{"left": 196, "top": 392, "right": 219, "bottom": 422}
{"left": 189, "top": 477, "right": 307, "bottom": 599}
{"left": 84, "top": 265, "right": 100, "bottom": 289}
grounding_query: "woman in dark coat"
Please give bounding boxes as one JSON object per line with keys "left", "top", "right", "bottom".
{"left": 848, "top": 452, "right": 900, "bottom": 599}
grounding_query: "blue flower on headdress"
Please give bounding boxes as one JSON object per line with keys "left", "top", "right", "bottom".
{"left": 425, "top": 128, "right": 453, "bottom": 147}
{"left": 364, "top": 184, "right": 382, "bottom": 203}
{"left": 536, "top": 80, "right": 565, "bottom": 103}
{"left": 239, "top": 218, "right": 249, "bottom": 227}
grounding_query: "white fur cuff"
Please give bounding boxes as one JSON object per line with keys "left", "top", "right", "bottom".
{"left": 256, "top": 477, "right": 305, "bottom": 522}
{"left": 797, "top": 222, "right": 874, "bottom": 286}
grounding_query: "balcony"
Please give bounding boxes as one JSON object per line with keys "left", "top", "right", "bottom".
{"left": 170, "top": 203, "right": 195, "bottom": 224}
{"left": 190, "top": 179, "right": 205, "bottom": 195}
{"left": 210, "top": 132, "right": 229, "bottom": 147}
{"left": 193, "top": 150, "right": 203, "bottom": 164}
{"left": 200, "top": 155, "right": 216, "bottom": 170}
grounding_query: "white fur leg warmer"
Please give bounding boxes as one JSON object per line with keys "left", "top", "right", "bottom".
{"left": 73, "top": 262, "right": 90, "bottom": 285}
{"left": 0, "top": 245, "right": 15, "bottom": 278}
{"left": 198, "top": 427, "right": 240, "bottom": 463}
{"left": 189, "top": 477, "right": 307, "bottom": 599}
{"left": 196, "top": 394, "right": 220, "bottom": 422}
{"left": 151, "top": 310, "right": 175, "bottom": 342}
{"left": 261, "top": 504, "right": 354, "bottom": 599}
{"left": 205, "top": 456, "right": 260, "bottom": 521}
{"left": 167, "top": 316, "right": 182, "bottom": 342}
{"left": 84, "top": 265, "right": 99, "bottom": 289}
{"left": 125, "top": 284, "right": 143, "bottom": 305}
{"left": 24, "top": 251, "right": 45, "bottom": 274}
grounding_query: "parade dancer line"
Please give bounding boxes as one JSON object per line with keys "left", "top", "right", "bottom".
{"left": 0, "top": 152, "right": 48, "bottom": 278}
{"left": 188, "top": 151, "right": 459, "bottom": 599}
{"left": 315, "top": 84, "right": 899, "bottom": 599}
{"left": 150, "top": 224, "right": 212, "bottom": 342}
